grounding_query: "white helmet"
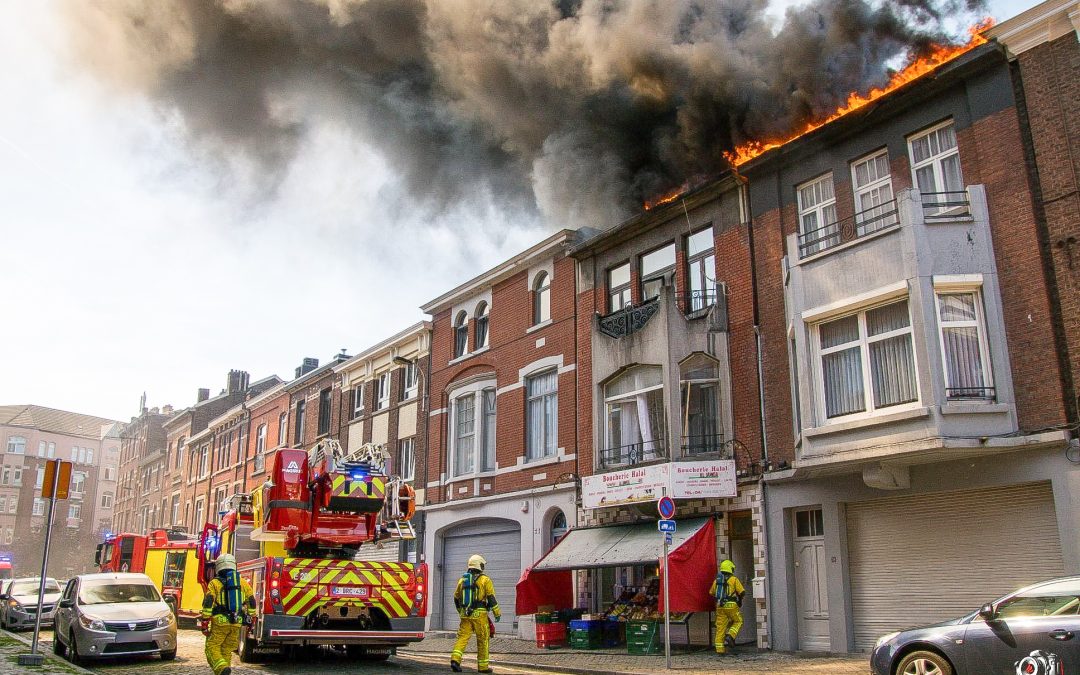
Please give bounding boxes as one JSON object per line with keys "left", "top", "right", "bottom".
{"left": 215, "top": 554, "right": 236, "bottom": 572}
{"left": 467, "top": 554, "right": 486, "bottom": 571}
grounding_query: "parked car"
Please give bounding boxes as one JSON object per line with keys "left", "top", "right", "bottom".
{"left": 871, "top": 575, "right": 1080, "bottom": 675}
{"left": 52, "top": 573, "right": 176, "bottom": 663}
{"left": 0, "top": 577, "right": 62, "bottom": 630}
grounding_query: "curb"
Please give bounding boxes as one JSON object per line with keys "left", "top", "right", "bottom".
{"left": 398, "top": 650, "right": 654, "bottom": 675}
{"left": 1, "top": 629, "right": 95, "bottom": 674}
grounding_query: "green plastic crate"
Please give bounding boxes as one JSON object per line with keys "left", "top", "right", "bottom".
{"left": 536, "top": 613, "right": 553, "bottom": 624}
{"left": 627, "top": 640, "right": 661, "bottom": 655}
{"left": 569, "top": 630, "right": 602, "bottom": 649}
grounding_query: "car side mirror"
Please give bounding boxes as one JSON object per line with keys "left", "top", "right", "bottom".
{"left": 978, "top": 603, "right": 997, "bottom": 621}
{"left": 59, "top": 598, "right": 74, "bottom": 609}
{"left": 0, "top": 594, "right": 7, "bottom": 601}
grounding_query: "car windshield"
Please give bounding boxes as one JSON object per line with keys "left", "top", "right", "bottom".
{"left": 10, "top": 580, "right": 61, "bottom": 595}
{"left": 78, "top": 581, "right": 161, "bottom": 605}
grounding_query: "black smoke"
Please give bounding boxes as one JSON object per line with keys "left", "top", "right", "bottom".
{"left": 63, "top": 0, "right": 984, "bottom": 229}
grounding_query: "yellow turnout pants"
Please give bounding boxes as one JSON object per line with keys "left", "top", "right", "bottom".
{"left": 715, "top": 604, "right": 743, "bottom": 654}
{"left": 451, "top": 610, "right": 491, "bottom": 670}
{"left": 205, "top": 614, "right": 242, "bottom": 675}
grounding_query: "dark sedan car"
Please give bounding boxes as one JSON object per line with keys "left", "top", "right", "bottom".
{"left": 871, "top": 576, "right": 1080, "bottom": 675}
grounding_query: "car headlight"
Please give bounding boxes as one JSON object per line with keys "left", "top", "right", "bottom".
{"left": 156, "top": 613, "right": 175, "bottom": 628}
{"left": 875, "top": 631, "right": 901, "bottom": 648}
{"left": 7, "top": 599, "right": 21, "bottom": 610}
{"left": 79, "top": 615, "right": 106, "bottom": 631}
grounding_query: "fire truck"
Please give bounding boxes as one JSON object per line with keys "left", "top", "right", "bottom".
{"left": 95, "top": 529, "right": 203, "bottom": 618}
{"left": 196, "top": 441, "right": 425, "bottom": 662}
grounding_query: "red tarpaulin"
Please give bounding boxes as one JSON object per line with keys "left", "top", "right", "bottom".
{"left": 658, "top": 517, "right": 717, "bottom": 613}
{"left": 516, "top": 566, "right": 575, "bottom": 615}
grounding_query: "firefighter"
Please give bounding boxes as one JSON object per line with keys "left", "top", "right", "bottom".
{"left": 450, "top": 554, "right": 501, "bottom": 673}
{"left": 709, "top": 559, "right": 745, "bottom": 656}
{"left": 200, "top": 553, "right": 256, "bottom": 675}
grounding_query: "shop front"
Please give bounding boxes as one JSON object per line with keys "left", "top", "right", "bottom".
{"left": 517, "top": 517, "right": 718, "bottom": 652}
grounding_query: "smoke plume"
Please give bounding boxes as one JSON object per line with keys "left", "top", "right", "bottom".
{"left": 63, "top": 0, "right": 984, "bottom": 229}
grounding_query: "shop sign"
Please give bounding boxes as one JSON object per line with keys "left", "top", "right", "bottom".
{"left": 669, "top": 459, "right": 737, "bottom": 498}
{"left": 582, "top": 463, "right": 670, "bottom": 510}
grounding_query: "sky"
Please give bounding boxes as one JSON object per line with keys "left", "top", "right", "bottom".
{"left": 0, "top": 0, "right": 1037, "bottom": 423}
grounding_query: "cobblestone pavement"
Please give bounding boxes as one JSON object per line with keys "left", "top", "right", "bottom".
{"left": 0, "top": 630, "right": 83, "bottom": 675}
{"left": 11, "top": 628, "right": 871, "bottom": 675}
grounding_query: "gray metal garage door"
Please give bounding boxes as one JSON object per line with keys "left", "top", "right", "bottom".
{"left": 846, "top": 481, "right": 1064, "bottom": 651}
{"left": 441, "top": 520, "right": 521, "bottom": 630}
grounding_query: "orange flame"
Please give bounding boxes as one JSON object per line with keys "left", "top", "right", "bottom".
{"left": 723, "top": 19, "right": 993, "bottom": 167}
{"left": 644, "top": 184, "right": 690, "bottom": 211}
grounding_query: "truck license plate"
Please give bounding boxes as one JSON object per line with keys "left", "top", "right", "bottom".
{"left": 331, "top": 586, "right": 369, "bottom": 597}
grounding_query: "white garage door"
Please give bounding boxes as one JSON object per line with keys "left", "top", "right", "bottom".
{"left": 847, "top": 481, "right": 1064, "bottom": 651}
{"left": 441, "top": 520, "right": 521, "bottom": 630}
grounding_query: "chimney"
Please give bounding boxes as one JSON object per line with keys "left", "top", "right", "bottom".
{"left": 227, "top": 370, "right": 250, "bottom": 394}
{"left": 162, "top": 405, "right": 174, "bottom": 415}
{"left": 334, "top": 349, "right": 351, "bottom": 363}
{"left": 150, "top": 406, "right": 160, "bottom": 414}
{"left": 197, "top": 388, "right": 210, "bottom": 403}
{"left": 295, "top": 357, "right": 319, "bottom": 378}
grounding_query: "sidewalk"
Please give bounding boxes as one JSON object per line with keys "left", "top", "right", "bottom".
{"left": 0, "top": 630, "right": 88, "bottom": 675}
{"left": 399, "top": 632, "right": 870, "bottom": 675}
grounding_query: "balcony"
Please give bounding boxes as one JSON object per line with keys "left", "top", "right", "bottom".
{"left": 946, "top": 386, "right": 996, "bottom": 401}
{"left": 798, "top": 199, "right": 899, "bottom": 259}
{"left": 921, "top": 190, "right": 972, "bottom": 221}
{"left": 598, "top": 297, "right": 660, "bottom": 339}
{"left": 598, "top": 439, "right": 668, "bottom": 470}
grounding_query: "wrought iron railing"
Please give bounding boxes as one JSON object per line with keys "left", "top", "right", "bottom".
{"left": 677, "top": 289, "right": 717, "bottom": 315}
{"left": 681, "top": 434, "right": 731, "bottom": 457}
{"left": 922, "top": 191, "right": 971, "bottom": 220}
{"left": 946, "top": 386, "right": 996, "bottom": 401}
{"left": 598, "top": 439, "right": 668, "bottom": 469}
{"left": 798, "top": 199, "right": 899, "bottom": 258}
{"left": 598, "top": 296, "right": 661, "bottom": 339}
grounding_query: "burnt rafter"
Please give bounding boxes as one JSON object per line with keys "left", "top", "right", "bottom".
{"left": 597, "top": 297, "right": 660, "bottom": 339}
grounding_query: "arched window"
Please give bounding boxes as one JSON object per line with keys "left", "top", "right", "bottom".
{"left": 533, "top": 272, "right": 551, "bottom": 325}
{"left": 454, "top": 311, "right": 469, "bottom": 358}
{"left": 549, "top": 510, "right": 568, "bottom": 552}
{"left": 475, "top": 302, "right": 489, "bottom": 349}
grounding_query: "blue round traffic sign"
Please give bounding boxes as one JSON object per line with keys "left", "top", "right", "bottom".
{"left": 657, "top": 496, "right": 675, "bottom": 519}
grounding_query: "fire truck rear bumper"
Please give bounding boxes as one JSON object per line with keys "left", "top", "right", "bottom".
{"left": 260, "top": 615, "right": 425, "bottom": 645}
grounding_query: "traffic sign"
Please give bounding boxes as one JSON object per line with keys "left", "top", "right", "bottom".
{"left": 41, "top": 460, "right": 72, "bottom": 500}
{"left": 658, "top": 519, "right": 676, "bottom": 533}
{"left": 657, "top": 496, "right": 675, "bottom": 519}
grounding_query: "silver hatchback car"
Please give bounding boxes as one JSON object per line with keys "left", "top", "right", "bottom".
{"left": 53, "top": 573, "right": 177, "bottom": 663}
{"left": 1, "top": 577, "right": 62, "bottom": 630}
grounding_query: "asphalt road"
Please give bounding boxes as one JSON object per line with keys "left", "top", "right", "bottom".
{"left": 31, "top": 628, "right": 559, "bottom": 674}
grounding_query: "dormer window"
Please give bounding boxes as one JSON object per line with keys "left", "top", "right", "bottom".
{"left": 454, "top": 311, "right": 469, "bottom": 358}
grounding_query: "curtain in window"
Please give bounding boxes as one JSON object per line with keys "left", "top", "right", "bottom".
{"left": 939, "top": 294, "right": 986, "bottom": 393}
{"left": 866, "top": 301, "right": 917, "bottom": 408}
{"left": 455, "top": 396, "right": 475, "bottom": 475}
{"left": 820, "top": 315, "right": 864, "bottom": 418}
{"left": 527, "top": 371, "right": 558, "bottom": 458}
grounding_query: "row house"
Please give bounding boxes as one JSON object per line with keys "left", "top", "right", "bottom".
{"left": 568, "top": 175, "right": 770, "bottom": 646}
{"left": 0, "top": 405, "right": 120, "bottom": 577}
{"left": 241, "top": 381, "right": 291, "bottom": 495}
{"left": 420, "top": 230, "right": 581, "bottom": 637}
{"left": 334, "top": 321, "right": 431, "bottom": 563}
{"left": 740, "top": 36, "right": 1079, "bottom": 652}
{"left": 114, "top": 403, "right": 172, "bottom": 535}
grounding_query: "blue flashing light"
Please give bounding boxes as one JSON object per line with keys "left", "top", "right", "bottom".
{"left": 0, "top": 554, "right": 12, "bottom": 563}
{"left": 350, "top": 470, "right": 369, "bottom": 482}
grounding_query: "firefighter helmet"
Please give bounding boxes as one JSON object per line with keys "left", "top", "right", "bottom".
{"left": 467, "top": 554, "right": 487, "bottom": 571}
{"left": 215, "top": 553, "right": 237, "bottom": 572}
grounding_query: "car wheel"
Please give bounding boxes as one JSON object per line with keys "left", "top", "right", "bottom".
{"left": 160, "top": 648, "right": 177, "bottom": 661}
{"left": 896, "top": 650, "right": 953, "bottom": 675}
{"left": 67, "top": 631, "right": 85, "bottom": 665}
{"left": 52, "top": 633, "right": 67, "bottom": 657}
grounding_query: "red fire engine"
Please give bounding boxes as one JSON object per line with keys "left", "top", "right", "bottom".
{"left": 197, "top": 441, "right": 425, "bottom": 661}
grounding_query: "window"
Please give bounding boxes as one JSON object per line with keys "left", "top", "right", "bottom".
{"left": 994, "top": 580, "right": 1080, "bottom": 619}
{"left": 352, "top": 385, "right": 365, "bottom": 418}
{"left": 1, "top": 468, "right": 9, "bottom": 485}
{"left": 47, "top": 442, "right": 54, "bottom": 458}
{"left": 376, "top": 372, "right": 391, "bottom": 411}
{"left": 0, "top": 498, "right": 6, "bottom": 513}
{"left": 526, "top": 370, "right": 558, "bottom": 461}
{"left": 6, "top": 436, "right": 25, "bottom": 454}
{"left": 453, "top": 394, "right": 476, "bottom": 476}
{"left": 174, "top": 436, "right": 185, "bottom": 470}
{"left": 11, "top": 466, "right": 21, "bottom": 487}
{"left": 38, "top": 440, "right": 46, "bottom": 457}
{"left": 402, "top": 362, "right": 419, "bottom": 401}
{"left": 640, "top": 243, "right": 676, "bottom": 301}
{"left": 608, "top": 263, "right": 632, "bottom": 312}
{"left": 686, "top": 228, "right": 716, "bottom": 312}
{"left": 87, "top": 448, "right": 93, "bottom": 464}
{"left": 199, "top": 444, "right": 209, "bottom": 478}
{"left": 8, "top": 497, "right": 16, "bottom": 513}
{"left": 33, "top": 498, "right": 45, "bottom": 516}
{"left": 104, "top": 466, "right": 116, "bottom": 481}
{"left": 549, "top": 510, "right": 568, "bottom": 552}
{"left": 909, "top": 121, "right": 963, "bottom": 210}
{"left": 68, "top": 503, "right": 81, "bottom": 522}
{"left": 317, "top": 388, "right": 332, "bottom": 436}
{"left": 254, "top": 424, "right": 267, "bottom": 473}
{"left": 474, "top": 302, "right": 489, "bottom": 350}
{"left": 798, "top": 174, "right": 838, "bottom": 255}
{"left": 3, "top": 529, "right": 10, "bottom": 545}
{"left": 481, "top": 388, "right": 496, "bottom": 471}
{"left": 680, "top": 354, "right": 722, "bottom": 454}
{"left": 603, "top": 365, "right": 666, "bottom": 467}
{"left": 101, "top": 492, "right": 114, "bottom": 509}
{"left": 398, "top": 438, "right": 415, "bottom": 481}
{"left": 533, "top": 272, "right": 551, "bottom": 325}
{"left": 278, "top": 412, "right": 288, "bottom": 446}
{"left": 36, "top": 466, "right": 44, "bottom": 488}
{"left": 817, "top": 298, "right": 918, "bottom": 419}
{"left": 170, "top": 495, "right": 180, "bottom": 525}
{"left": 795, "top": 508, "right": 824, "bottom": 538}
{"left": 937, "top": 291, "right": 994, "bottom": 400}
{"left": 71, "top": 472, "right": 85, "bottom": 495}
{"left": 293, "top": 400, "right": 306, "bottom": 445}
{"left": 194, "top": 500, "right": 205, "bottom": 528}
{"left": 454, "top": 311, "right": 469, "bottom": 358}
{"left": 851, "top": 149, "right": 896, "bottom": 234}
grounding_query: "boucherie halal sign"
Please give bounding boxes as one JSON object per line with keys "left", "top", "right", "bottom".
{"left": 581, "top": 459, "right": 737, "bottom": 510}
